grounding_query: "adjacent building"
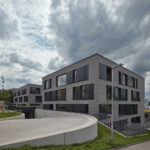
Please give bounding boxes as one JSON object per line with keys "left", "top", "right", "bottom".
{"left": 42, "top": 54, "right": 145, "bottom": 126}
{"left": 13, "top": 84, "right": 42, "bottom": 108}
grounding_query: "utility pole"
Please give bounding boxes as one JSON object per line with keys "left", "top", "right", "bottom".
{"left": 1, "top": 76, "right": 5, "bottom": 112}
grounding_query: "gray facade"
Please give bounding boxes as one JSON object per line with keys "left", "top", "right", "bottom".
{"left": 13, "top": 84, "right": 42, "bottom": 108}
{"left": 42, "top": 54, "right": 145, "bottom": 126}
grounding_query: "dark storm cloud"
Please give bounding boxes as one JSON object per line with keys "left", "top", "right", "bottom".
{"left": 8, "top": 53, "right": 42, "bottom": 71}
{"left": 132, "top": 48, "right": 150, "bottom": 76}
{"left": 49, "top": 0, "right": 150, "bottom": 76}
{"left": 0, "top": 8, "right": 18, "bottom": 39}
{"left": 48, "top": 56, "right": 66, "bottom": 70}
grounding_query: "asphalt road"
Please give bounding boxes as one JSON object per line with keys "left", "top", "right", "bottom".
{"left": 118, "top": 140, "right": 150, "bottom": 150}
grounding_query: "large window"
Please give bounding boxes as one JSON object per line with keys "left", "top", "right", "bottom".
{"left": 21, "top": 88, "right": 27, "bottom": 95}
{"left": 119, "top": 72, "right": 128, "bottom": 85}
{"left": 56, "top": 89, "right": 66, "bottom": 100}
{"left": 76, "top": 65, "right": 89, "bottom": 82}
{"left": 99, "top": 63, "right": 112, "bottom": 81}
{"left": 56, "top": 104, "right": 88, "bottom": 113}
{"left": 43, "top": 104, "right": 53, "bottom": 110}
{"left": 131, "top": 91, "right": 140, "bottom": 101}
{"left": 131, "top": 116, "right": 141, "bottom": 124}
{"left": 15, "top": 98, "right": 18, "bottom": 103}
{"left": 44, "top": 89, "right": 66, "bottom": 101}
{"left": 24, "top": 96, "right": 28, "bottom": 102}
{"left": 19, "top": 97, "right": 22, "bottom": 102}
{"left": 106, "top": 85, "right": 128, "bottom": 101}
{"left": 35, "top": 96, "right": 42, "bottom": 102}
{"left": 57, "top": 74, "right": 67, "bottom": 86}
{"left": 17, "top": 91, "right": 20, "bottom": 96}
{"left": 56, "top": 65, "right": 89, "bottom": 86}
{"left": 119, "top": 71, "right": 138, "bottom": 89}
{"left": 73, "top": 84, "right": 94, "bottom": 100}
{"left": 44, "top": 79, "right": 51, "bottom": 89}
{"left": 30, "top": 87, "right": 40, "bottom": 94}
{"left": 119, "top": 104, "right": 138, "bottom": 116}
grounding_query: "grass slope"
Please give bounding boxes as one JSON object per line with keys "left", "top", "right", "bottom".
{"left": 1, "top": 123, "right": 150, "bottom": 150}
{"left": 0, "top": 112, "right": 21, "bottom": 119}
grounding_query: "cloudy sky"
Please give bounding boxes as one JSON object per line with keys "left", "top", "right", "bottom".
{"left": 0, "top": 0, "right": 150, "bottom": 98}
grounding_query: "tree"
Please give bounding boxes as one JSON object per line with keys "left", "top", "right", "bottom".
{"left": 0, "top": 89, "right": 13, "bottom": 105}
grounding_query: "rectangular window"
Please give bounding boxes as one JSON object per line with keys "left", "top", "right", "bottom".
{"left": 21, "top": 88, "right": 27, "bottom": 95}
{"left": 73, "top": 70, "right": 77, "bottom": 83}
{"left": 43, "top": 104, "right": 53, "bottom": 110}
{"left": 30, "top": 87, "right": 40, "bottom": 94}
{"left": 107, "top": 66, "right": 112, "bottom": 81}
{"left": 119, "top": 104, "right": 138, "bottom": 116}
{"left": 67, "top": 71, "right": 73, "bottom": 84}
{"left": 122, "top": 74, "right": 128, "bottom": 85}
{"left": 135, "top": 79, "right": 138, "bottom": 89}
{"left": 44, "top": 92, "right": 51, "bottom": 101}
{"left": 17, "top": 91, "right": 20, "bottom": 96}
{"left": 57, "top": 74, "right": 67, "bottom": 86}
{"left": 44, "top": 79, "right": 51, "bottom": 89}
{"left": 106, "top": 85, "right": 128, "bottom": 101}
{"left": 99, "top": 63, "right": 112, "bottom": 81}
{"left": 73, "top": 84, "right": 94, "bottom": 100}
{"left": 106, "top": 85, "right": 112, "bottom": 100}
{"left": 24, "top": 96, "right": 28, "bottom": 102}
{"left": 76, "top": 65, "right": 89, "bottom": 82}
{"left": 121, "top": 88, "right": 128, "bottom": 101}
{"left": 35, "top": 96, "right": 42, "bottom": 102}
{"left": 44, "top": 89, "right": 66, "bottom": 101}
{"left": 56, "top": 89, "right": 66, "bottom": 101}
{"left": 118, "top": 71, "right": 122, "bottom": 84}
{"left": 56, "top": 104, "right": 88, "bottom": 113}
{"left": 131, "top": 91, "right": 140, "bottom": 101}
{"left": 15, "top": 98, "right": 18, "bottom": 103}
{"left": 19, "top": 97, "right": 22, "bottom": 102}
{"left": 131, "top": 116, "right": 141, "bottom": 124}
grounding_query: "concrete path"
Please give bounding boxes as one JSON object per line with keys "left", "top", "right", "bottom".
{"left": 118, "top": 140, "right": 150, "bottom": 150}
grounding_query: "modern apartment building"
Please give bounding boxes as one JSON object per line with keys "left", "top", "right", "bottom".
{"left": 13, "top": 84, "right": 42, "bottom": 108}
{"left": 42, "top": 54, "right": 145, "bottom": 126}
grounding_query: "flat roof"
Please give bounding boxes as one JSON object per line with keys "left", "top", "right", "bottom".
{"left": 43, "top": 53, "right": 144, "bottom": 79}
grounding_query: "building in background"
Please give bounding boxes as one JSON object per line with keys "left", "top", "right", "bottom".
{"left": 13, "top": 84, "right": 42, "bottom": 108}
{"left": 42, "top": 54, "right": 145, "bottom": 127}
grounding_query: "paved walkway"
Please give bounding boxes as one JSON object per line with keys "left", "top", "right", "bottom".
{"left": 118, "top": 140, "right": 150, "bottom": 150}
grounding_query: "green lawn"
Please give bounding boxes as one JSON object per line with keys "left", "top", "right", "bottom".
{"left": 1, "top": 122, "right": 150, "bottom": 150}
{"left": 0, "top": 112, "right": 21, "bottom": 119}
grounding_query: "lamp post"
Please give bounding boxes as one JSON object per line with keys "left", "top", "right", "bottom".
{"left": 111, "top": 64, "right": 122, "bottom": 140}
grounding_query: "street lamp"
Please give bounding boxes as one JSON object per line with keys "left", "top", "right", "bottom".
{"left": 111, "top": 64, "right": 122, "bottom": 140}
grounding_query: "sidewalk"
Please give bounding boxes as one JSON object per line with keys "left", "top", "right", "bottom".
{"left": 118, "top": 140, "right": 150, "bottom": 150}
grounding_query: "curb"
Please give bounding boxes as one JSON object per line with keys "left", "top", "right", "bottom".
{"left": 110, "top": 139, "right": 150, "bottom": 150}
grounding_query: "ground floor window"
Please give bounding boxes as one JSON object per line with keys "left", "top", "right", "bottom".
{"left": 131, "top": 116, "right": 141, "bottom": 124}
{"left": 43, "top": 104, "right": 53, "bottom": 110}
{"left": 56, "top": 104, "right": 88, "bottom": 113}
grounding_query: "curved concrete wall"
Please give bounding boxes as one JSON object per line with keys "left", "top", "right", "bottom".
{"left": 0, "top": 109, "right": 97, "bottom": 148}
{"left": 34, "top": 109, "right": 97, "bottom": 145}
